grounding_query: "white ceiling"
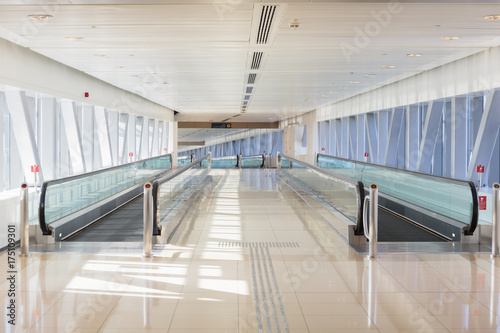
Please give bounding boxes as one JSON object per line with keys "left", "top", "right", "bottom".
{"left": 0, "top": 0, "right": 500, "bottom": 126}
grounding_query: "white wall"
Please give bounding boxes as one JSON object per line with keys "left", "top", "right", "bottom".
{"left": 316, "top": 45, "right": 500, "bottom": 121}
{"left": 0, "top": 38, "right": 174, "bottom": 122}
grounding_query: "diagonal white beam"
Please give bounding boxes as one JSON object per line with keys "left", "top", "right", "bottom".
{"left": 451, "top": 97, "right": 467, "bottom": 179}
{"left": 119, "top": 113, "right": 129, "bottom": 164}
{"left": 94, "top": 106, "right": 113, "bottom": 168}
{"left": 416, "top": 100, "right": 444, "bottom": 173}
{"left": 383, "top": 107, "right": 404, "bottom": 167}
{"left": 5, "top": 90, "right": 44, "bottom": 184}
{"left": 467, "top": 89, "right": 500, "bottom": 181}
{"left": 405, "top": 105, "right": 420, "bottom": 171}
{"left": 60, "top": 100, "right": 87, "bottom": 174}
{"left": 366, "top": 113, "right": 378, "bottom": 163}
{"left": 377, "top": 110, "right": 389, "bottom": 164}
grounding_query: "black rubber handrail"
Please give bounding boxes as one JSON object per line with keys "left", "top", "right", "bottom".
{"left": 239, "top": 154, "right": 265, "bottom": 168}
{"left": 279, "top": 153, "right": 365, "bottom": 235}
{"left": 317, "top": 153, "right": 479, "bottom": 235}
{"left": 152, "top": 153, "right": 211, "bottom": 235}
{"left": 39, "top": 154, "right": 172, "bottom": 235}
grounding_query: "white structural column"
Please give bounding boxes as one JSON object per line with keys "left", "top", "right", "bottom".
{"left": 377, "top": 110, "right": 389, "bottom": 164}
{"left": 39, "top": 98, "right": 57, "bottom": 180}
{"left": 5, "top": 90, "right": 43, "bottom": 184}
{"left": 443, "top": 102, "right": 452, "bottom": 178}
{"left": 151, "top": 119, "right": 159, "bottom": 157}
{"left": 405, "top": 105, "right": 420, "bottom": 171}
{"left": 451, "top": 97, "right": 468, "bottom": 179}
{"left": 119, "top": 113, "right": 129, "bottom": 164}
{"left": 336, "top": 119, "right": 342, "bottom": 157}
{"left": 170, "top": 122, "right": 178, "bottom": 167}
{"left": 383, "top": 107, "right": 404, "bottom": 167}
{"left": 356, "top": 114, "right": 366, "bottom": 161}
{"left": 348, "top": 116, "right": 357, "bottom": 160}
{"left": 107, "top": 110, "right": 119, "bottom": 166}
{"left": 161, "top": 121, "right": 168, "bottom": 154}
{"left": 61, "top": 100, "right": 86, "bottom": 175}
{"left": 127, "top": 114, "right": 136, "bottom": 162}
{"left": 140, "top": 117, "right": 149, "bottom": 159}
{"left": 81, "top": 105, "right": 95, "bottom": 172}
{"left": 94, "top": 106, "right": 113, "bottom": 168}
{"left": 329, "top": 120, "right": 336, "bottom": 156}
{"left": 467, "top": 89, "right": 500, "bottom": 182}
{"left": 416, "top": 100, "right": 444, "bottom": 173}
{"left": 366, "top": 113, "right": 377, "bottom": 163}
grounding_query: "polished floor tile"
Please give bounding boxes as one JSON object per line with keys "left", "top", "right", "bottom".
{"left": 5, "top": 169, "right": 500, "bottom": 333}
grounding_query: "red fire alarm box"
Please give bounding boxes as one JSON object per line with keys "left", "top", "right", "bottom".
{"left": 479, "top": 196, "right": 487, "bottom": 210}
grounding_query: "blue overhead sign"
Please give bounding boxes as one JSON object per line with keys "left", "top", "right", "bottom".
{"left": 211, "top": 123, "right": 232, "bottom": 129}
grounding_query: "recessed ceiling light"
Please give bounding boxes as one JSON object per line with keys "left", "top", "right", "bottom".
{"left": 382, "top": 65, "right": 396, "bottom": 69}
{"left": 338, "top": 87, "right": 348, "bottom": 89}
{"left": 28, "top": 14, "right": 53, "bottom": 20}
{"left": 329, "top": 91, "right": 338, "bottom": 94}
{"left": 364, "top": 74, "right": 376, "bottom": 77}
{"left": 94, "top": 54, "right": 109, "bottom": 58}
{"left": 406, "top": 53, "right": 422, "bottom": 57}
{"left": 484, "top": 15, "right": 500, "bottom": 20}
{"left": 321, "top": 95, "right": 329, "bottom": 97}
{"left": 350, "top": 81, "right": 361, "bottom": 84}
{"left": 441, "top": 36, "right": 461, "bottom": 40}
{"left": 65, "top": 37, "right": 84, "bottom": 41}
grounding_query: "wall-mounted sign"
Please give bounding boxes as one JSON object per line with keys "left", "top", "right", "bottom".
{"left": 479, "top": 196, "right": 487, "bottom": 210}
{"left": 31, "top": 165, "right": 39, "bottom": 173}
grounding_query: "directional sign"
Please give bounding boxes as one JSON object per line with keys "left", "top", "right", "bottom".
{"left": 31, "top": 165, "right": 39, "bottom": 173}
{"left": 211, "top": 123, "right": 232, "bottom": 129}
{"left": 129, "top": 152, "right": 134, "bottom": 157}
{"left": 476, "top": 165, "right": 485, "bottom": 173}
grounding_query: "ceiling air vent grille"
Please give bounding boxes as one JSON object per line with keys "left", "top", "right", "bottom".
{"left": 251, "top": 52, "right": 263, "bottom": 70}
{"left": 248, "top": 73, "right": 257, "bottom": 84}
{"left": 246, "top": 87, "right": 254, "bottom": 94}
{"left": 256, "top": 5, "right": 277, "bottom": 44}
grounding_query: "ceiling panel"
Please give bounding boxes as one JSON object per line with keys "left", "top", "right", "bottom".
{"left": 1, "top": 0, "right": 500, "bottom": 129}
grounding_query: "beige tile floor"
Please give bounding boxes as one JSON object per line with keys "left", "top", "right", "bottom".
{"left": 1, "top": 169, "right": 500, "bottom": 332}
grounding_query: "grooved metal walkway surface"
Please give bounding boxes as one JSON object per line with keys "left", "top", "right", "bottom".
{"left": 67, "top": 196, "right": 143, "bottom": 242}
{"left": 377, "top": 208, "right": 447, "bottom": 242}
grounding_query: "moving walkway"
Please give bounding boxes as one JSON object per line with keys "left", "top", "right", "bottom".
{"left": 37, "top": 153, "right": 266, "bottom": 243}
{"left": 277, "top": 153, "right": 478, "bottom": 244}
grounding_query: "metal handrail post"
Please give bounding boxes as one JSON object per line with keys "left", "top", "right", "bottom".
{"left": 277, "top": 152, "right": 281, "bottom": 169}
{"left": 492, "top": 183, "right": 500, "bottom": 257}
{"left": 20, "top": 182, "right": 29, "bottom": 257}
{"left": 143, "top": 182, "right": 153, "bottom": 258}
{"left": 363, "top": 183, "right": 379, "bottom": 258}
